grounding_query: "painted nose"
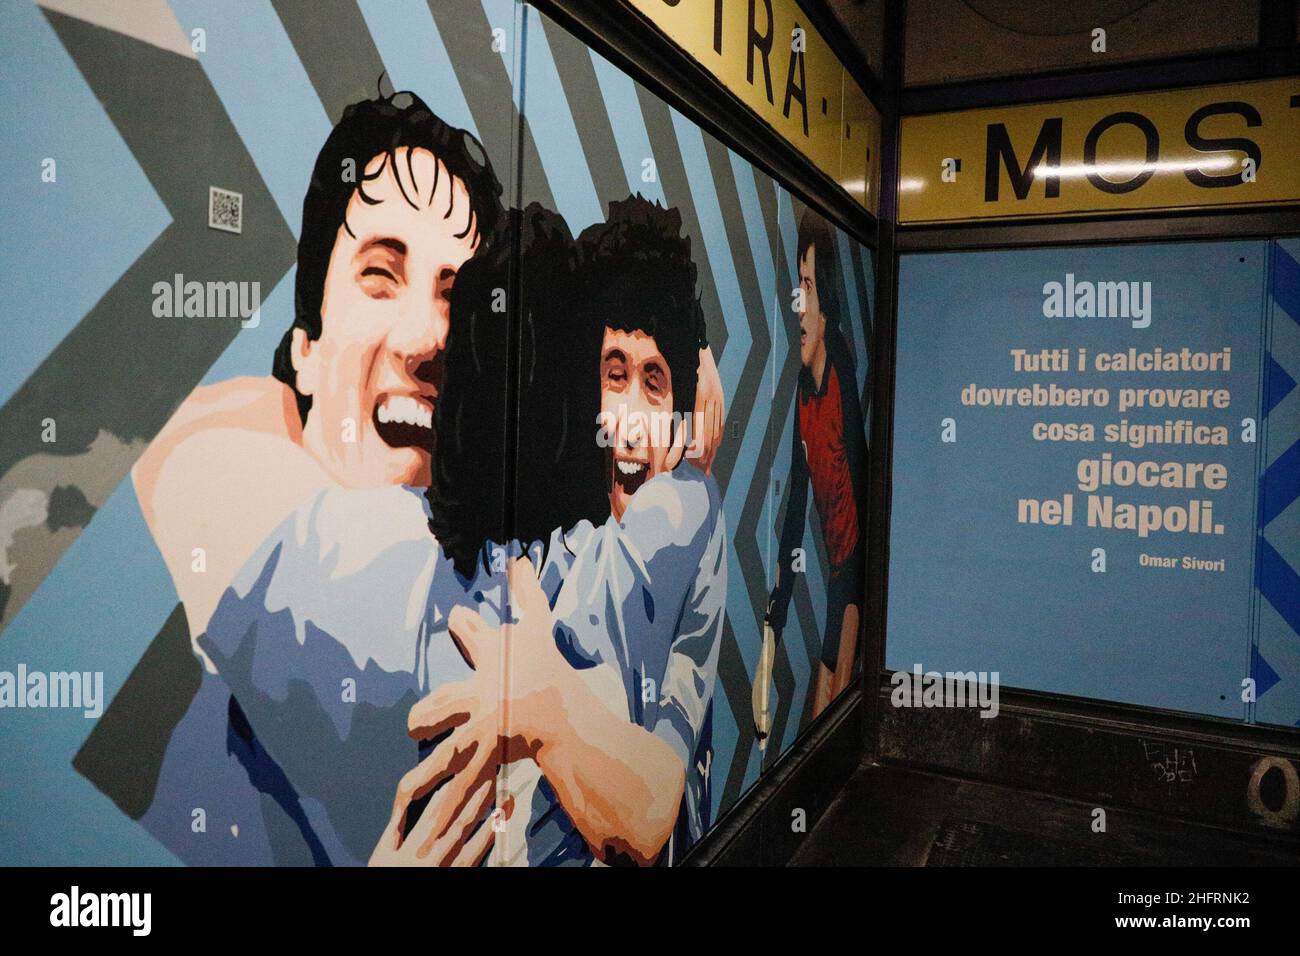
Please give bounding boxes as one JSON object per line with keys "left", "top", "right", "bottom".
{"left": 616, "top": 385, "right": 650, "bottom": 448}
{"left": 391, "top": 293, "right": 449, "bottom": 387}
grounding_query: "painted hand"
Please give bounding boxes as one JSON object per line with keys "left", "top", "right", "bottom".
{"left": 373, "top": 559, "right": 563, "bottom": 864}
{"left": 369, "top": 774, "right": 512, "bottom": 867}
{"left": 687, "top": 346, "right": 725, "bottom": 474}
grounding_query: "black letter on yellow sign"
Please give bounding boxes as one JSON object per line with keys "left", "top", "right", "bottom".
{"left": 1083, "top": 111, "right": 1159, "bottom": 194}
{"left": 1184, "top": 101, "right": 1262, "bottom": 188}
{"left": 783, "top": 26, "right": 808, "bottom": 136}
{"left": 748, "top": 0, "right": 774, "bottom": 104}
{"left": 985, "top": 118, "right": 1062, "bottom": 202}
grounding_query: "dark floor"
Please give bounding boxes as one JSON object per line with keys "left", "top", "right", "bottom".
{"left": 791, "top": 762, "right": 1300, "bottom": 866}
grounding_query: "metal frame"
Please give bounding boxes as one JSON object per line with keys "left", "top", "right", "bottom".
{"left": 862, "top": 0, "right": 906, "bottom": 765}
{"left": 684, "top": 682, "right": 866, "bottom": 866}
{"left": 898, "top": 206, "right": 1300, "bottom": 252}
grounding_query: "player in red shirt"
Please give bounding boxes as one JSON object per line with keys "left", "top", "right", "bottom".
{"left": 755, "top": 209, "right": 868, "bottom": 740}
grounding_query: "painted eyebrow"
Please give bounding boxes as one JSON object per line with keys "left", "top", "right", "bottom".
{"left": 602, "top": 348, "right": 628, "bottom": 364}
{"left": 356, "top": 237, "right": 407, "bottom": 257}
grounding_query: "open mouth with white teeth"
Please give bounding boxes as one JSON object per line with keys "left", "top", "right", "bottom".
{"left": 611, "top": 454, "right": 650, "bottom": 497}
{"left": 373, "top": 393, "right": 434, "bottom": 452}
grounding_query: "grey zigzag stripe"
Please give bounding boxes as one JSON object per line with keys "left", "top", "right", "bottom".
{"left": 0, "top": 11, "right": 296, "bottom": 632}
{"left": 426, "top": 0, "right": 554, "bottom": 215}
{"left": 271, "top": 0, "right": 388, "bottom": 125}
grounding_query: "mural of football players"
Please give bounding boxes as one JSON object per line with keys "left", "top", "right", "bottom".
{"left": 755, "top": 207, "right": 868, "bottom": 741}
{"left": 134, "top": 164, "right": 727, "bottom": 864}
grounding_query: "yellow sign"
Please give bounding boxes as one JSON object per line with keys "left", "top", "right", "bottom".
{"left": 899, "top": 77, "right": 1300, "bottom": 223}
{"left": 628, "top": 0, "right": 881, "bottom": 214}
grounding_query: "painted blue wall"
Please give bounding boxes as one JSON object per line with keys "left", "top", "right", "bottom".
{"left": 889, "top": 240, "right": 1293, "bottom": 721}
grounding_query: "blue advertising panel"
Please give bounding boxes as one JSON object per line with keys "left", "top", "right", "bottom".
{"left": 889, "top": 240, "right": 1272, "bottom": 719}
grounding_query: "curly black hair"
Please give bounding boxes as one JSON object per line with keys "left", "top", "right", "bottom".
{"left": 272, "top": 90, "right": 505, "bottom": 422}
{"left": 428, "top": 204, "right": 608, "bottom": 577}
{"left": 576, "top": 195, "right": 707, "bottom": 419}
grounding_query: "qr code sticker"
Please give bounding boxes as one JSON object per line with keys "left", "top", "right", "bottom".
{"left": 208, "top": 186, "right": 243, "bottom": 234}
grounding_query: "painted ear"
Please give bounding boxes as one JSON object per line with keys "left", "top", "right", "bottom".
{"left": 290, "top": 327, "right": 319, "bottom": 398}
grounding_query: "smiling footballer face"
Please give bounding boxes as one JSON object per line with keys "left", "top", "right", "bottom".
{"left": 291, "top": 146, "right": 480, "bottom": 488}
{"left": 599, "top": 327, "right": 676, "bottom": 520}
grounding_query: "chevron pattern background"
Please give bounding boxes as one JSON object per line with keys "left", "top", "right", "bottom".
{"left": 1254, "top": 239, "right": 1300, "bottom": 728}
{"left": 0, "top": 0, "right": 873, "bottom": 863}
